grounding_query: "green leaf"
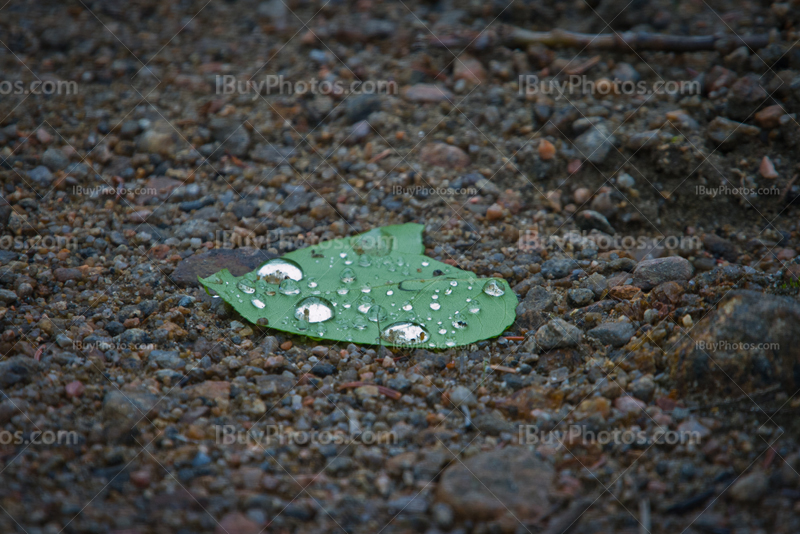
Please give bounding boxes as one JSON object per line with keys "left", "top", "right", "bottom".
{"left": 199, "top": 223, "right": 517, "bottom": 348}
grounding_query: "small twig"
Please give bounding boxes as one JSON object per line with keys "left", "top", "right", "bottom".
{"left": 505, "top": 26, "right": 773, "bottom": 53}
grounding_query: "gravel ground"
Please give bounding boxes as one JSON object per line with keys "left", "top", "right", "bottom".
{"left": 2, "top": 0, "right": 800, "bottom": 533}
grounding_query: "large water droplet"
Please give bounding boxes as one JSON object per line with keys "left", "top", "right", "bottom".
{"left": 340, "top": 268, "right": 356, "bottom": 284}
{"left": 367, "top": 305, "right": 389, "bottom": 323}
{"left": 257, "top": 258, "right": 303, "bottom": 283}
{"left": 483, "top": 279, "right": 505, "bottom": 297}
{"left": 252, "top": 298, "right": 266, "bottom": 309}
{"left": 381, "top": 322, "right": 430, "bottom": 345}
{"left": 279, "top": 279, "right": 300, "bottom": 296}
{"left": 358, "top": 254, "right": 372, "bottom": 267}
{"left": 356, "top": 295, "right": 375, "bottom": 314}
{"left": 237, "top": 282, "right": 256, "bottom": 294}
{"left": 430, "top": 302, "right": 441, "bottom": 311}
{"left": 294, "top": 296, "right": 335, "bottom": 323}
{"left": 353, "top": 315, "right": 368, "bottom": 330}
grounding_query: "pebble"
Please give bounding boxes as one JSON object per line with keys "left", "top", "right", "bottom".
{"left": 759, "top": 155, "right": 778, "bottom": 178}
{"left": 567, "top": 288, "right": 594, "bottom": 307}
{"left": 65, "top": 380, "right": 85, "bottom": 398}
{"left": 588, "top": 321, "right": 635, "bottom": 347}
{"left": 453, "top": 54, "right": 487, "bottom": 84}
{"left": 515, "top": 286, "right": 556, "bottom": 329}
{"left": 632, "top": 256, "right": 693, "bottom": 290}
{"left": 535, "top": 318, "right": 583, "bottom": 350}
{"left": 215, "top": 513, "right": 261, "bottom": 534}
{"left": 403, "top": 84, "right": 454, "bottom": 103}
{"left": 575, "top": 210, "right": 615, "bottom": 235}
{"left": 729, "top": 472, "right": 768, "bottom": 502}
{"left": 436, "top": 448, "right": 554, "bottom": 521}
{"left": 614, "top": 395, "right": 646, "bottom": 414}
{"left": 538, "top": 138, "right": 556, "bottom": 160}
{"left": 754, "top": 104, "right": 785, "bottom": 129}
{"left": 706, "top": 117, "right": 760, "bottom": 148}
{"left": 541, "top": 258, "right": 579, "bottom": 279}
{"left": 574, "top": 122, "right": 615, "bottom": 164}
{"left": 419, "top": 142, "right": 470, "bottom": 169}
{"left": 42, "top": 147, "right": 70, "bottom": 171}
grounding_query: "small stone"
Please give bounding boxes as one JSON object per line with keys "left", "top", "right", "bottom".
{"left": 0, "top": 288, "right": 18, "bottom": 304}
{"left": 567, "top": 288, "right": 594, "bottom": 307}
{"left": 147, "top": 350, "right": 183, "bottom": 369}
{"left": 280, "top": 340, "right": 293, "bottom": 350}
{"left": 54, "top": 268, "right": 83, "bottom": 282}
{"left": 706, "top": 117, "right": 760, "bottom": 148}
{"left": 485, "top": 203, "right": 505, "bottom": 221}
{"left": 0, "top": 356, "right": 40, "bottom": 388}
{"left": 632, "top": 256, "right": 693, "bottom": 290}
{"left": 515, "top": 286, "right": 556, "bottom": 329}
{"left": 209, "top": 117, "right": 251, "bottom": 157}
{"left": 575, "top": 210, "right": 615, "bottom": 235}
{"left": 535, "top": 318, "right": 583, "bottom": 350}
{"left": 65, "top": 380, "right": 85, "bottom": 398}
{"left": 614, "top": 395, "right": 646, "bottom": 414}
{"left": 759, "top": 156, "right": 778, "bottom": 179}
{"left": 310, "top": 363, "right": 336, "bottom": 377}
{"left": 185, "top": 380, "right": 231, "bottom": 411}
{"left": 403, "top": 84, "right": 454, "bottom": 103}
{"left": 453, "top": 54, "right": 487, "bottom": 84}
{"left": 27, "top": 166, "right": 54, "bottom": 187}
{"left": 215, "top": 512, "right": 261, "bottom": 534}
{"left": 436, "top": 448, "right": 554, "bottom": 521}
{"left": 42, "top": 147, "right": 70, "bottom": 171}
{"left": 574, "top": 187, "right": 592, "bottom": 204}
{"left": 574, "top": 122, "right": 615, "bottom": 164}
{"left": 446, "top": 385, "right": 477, "bottom": 407}
{"left": 754, "top": 105, "right": 785, "bottom": 129}
{"left": 541, "top": 258, "right": 578, "bottom": 279}
{"left": 630, "top": 375, "right": 655, "bottom": 402}
{"left": 588, "top": 322, "right": 635, "bottom": 347}
{"left": 419, "top": 142, "right": 470, "bottom": 169}
{"left": 730, "top": 472, "right": 768, "bottom": 502}
{"left": 171, "top": 248, "right": 277, "bottom": 287}
{"left": 538, "top": 139, "right": 556, "bottom": 160}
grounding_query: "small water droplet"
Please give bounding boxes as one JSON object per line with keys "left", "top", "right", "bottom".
{"left": 337, "top": 287, "right": 349, "bottom": 296}
{"left": 386, "top": 290, "right": 394, "bottom": 296}
{"left": 358, "top": 254, "right": 372, "bottom": 267}
{"left": 340, "top": 268, "right": 356, "bottom": 284}
{"left": 367, "top": 305, "right": 389, "bottom": 323}
{"left": 450, "top": 280, "right": 458, "bottom": 286}
{"left": 237, "top": 282, "right": 256, "bottom": 294}
{"left": 353, "top": 315, "right": 368, "bottom": 330}
{"left": 307, "top": 278, "right": 318, "bottom": 289}
{"left": 402, "top": 302, "right": 413, "bottom": 311}
{"left": 445, "top": 288, "right": 453, "bottom": 295}
{"left": 438, "top": 328, "right": 447, "bottom": 335}
{"left": 339, "top": 252, "right": 347, "bottom": 258}
{"left": 430, "top": 302, "right": 441, "bottom": 310}
{"left": 452, "top": 319, "right": 468, "bottom": 329}
{"left": 421, "top": 261, "right": 429, "bottom": 267}
{"left": 279, "top": 279, "right": 300, "bottom": 295}
{"left": 314, "top": 323, "right": 327, "bottom": 336}
{"left": 294, "top": 296, "right": 335, "bottom": 323}
{"left": 483, "top": 279, "right": 505, "bottom": 297}
{"left": 445, "top": 336, "right": 457, "bottom": 347}
{"left": 251, "top": 298, "right": 266, "bottom": 309}
{"left": 257, "top": 258, "right": 304, "bottom": 283}
{"left": 356, "top": 295, "right": 375, "bottom": 314}
{"left": 360, "top": 284, "right": 371, "bottom": 293}
{"left": 431, "top": 294, "right": 439, "bottom": 300}
{"left": 380, "top": 322, "right": 430, "bottom": 345}
{"left": 296, "top": 317, "right": 309, "bottom": 331}
{"left": 469, "top": 302, "right": 481, "bottom": 314}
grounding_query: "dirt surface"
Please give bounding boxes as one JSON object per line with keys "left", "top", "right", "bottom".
{"left": 2, "top": 0, "right": 800, "bottom": 533}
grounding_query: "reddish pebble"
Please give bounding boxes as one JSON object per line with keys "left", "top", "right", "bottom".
{"left": 280, "top": 341, "right": 293, "bottom": 350}
{"left": 759, "top": 156, "right": 778, "bottom": 179}
{"left": 573, "top": 187, "right": 592, "bottom": 205}
{"left": 538, "top": 139, "right": 556, "bottom": 160}
{"left": 485, "top": 203, "right": 505, "bottom": 221}
{"left": 567, "top": 159, "right": 582, "bottom": 174}
{"left": 65, "top": 380, "right": 85, "bottom": 398}
{"left": 36, "top": 128, "right": 53, "bottom": 144}
{"left": 130, "top": 469, "right": 152, "bottom": 488}
{"left": 777, "top": 248, "right": 796, "bottom": 261}
{"left": 215, "top": 512, "right": 261, "bottom": 534}
{"left": 453, "top": 54, "right": 487, "bottom": 84}
{"left": 754, "top": 105, "right": 785, "bottom": 129}
{"left": 123, "top": 317, "right": 140, "bottom": 328}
